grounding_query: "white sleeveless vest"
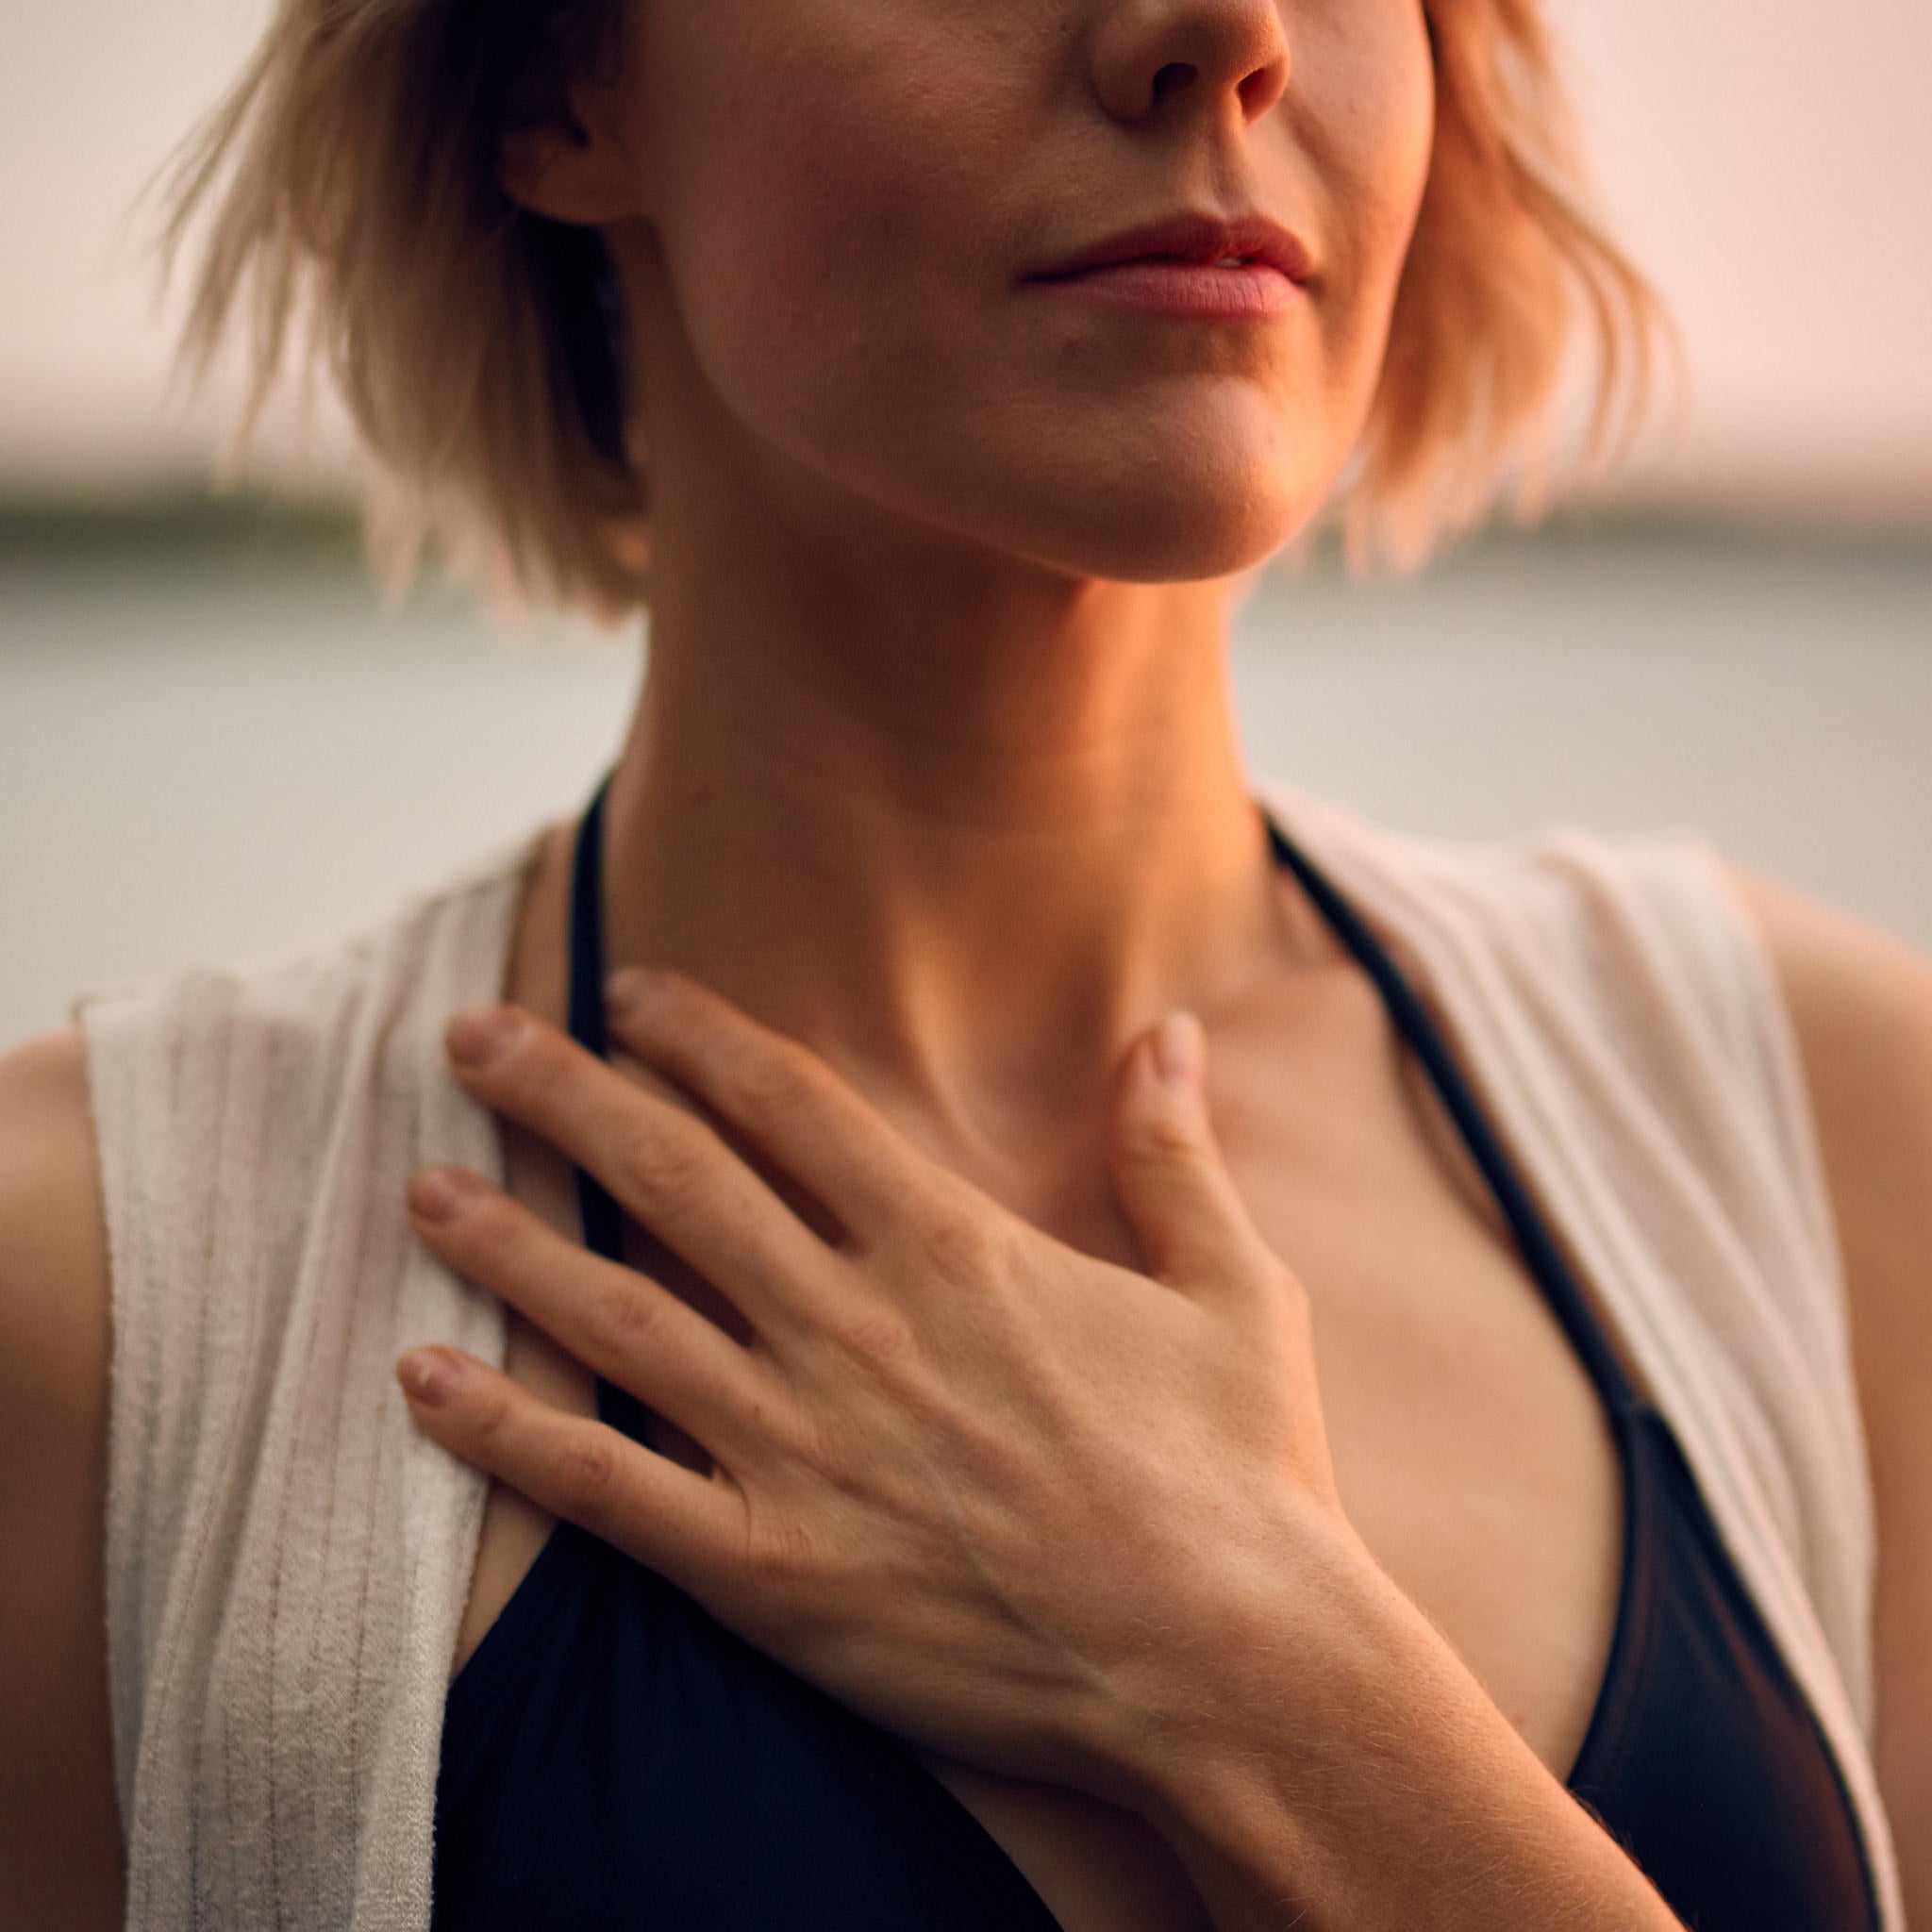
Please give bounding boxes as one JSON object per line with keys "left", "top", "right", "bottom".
{"left": 75, "top": 779, "right": 1906, "bottom": 1931}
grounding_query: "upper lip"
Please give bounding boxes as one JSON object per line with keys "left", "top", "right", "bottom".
{"left": 1027, "top": 209, "right": 1313, "bottom": 284}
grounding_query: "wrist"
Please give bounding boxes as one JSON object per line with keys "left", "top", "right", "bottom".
{"left": 1082, "top": 1502, "right": 1391, "bottom": 1824}
{"left": 1113, "top": 1513, "right": 1402, "bottom": 1815}
{"left": 1089, "top": 1520, "right": 1684, "bottom": 1932}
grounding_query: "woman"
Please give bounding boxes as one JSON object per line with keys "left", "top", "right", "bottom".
{"left": 2, "top": 0, "right": 1927, "bottom": 1926}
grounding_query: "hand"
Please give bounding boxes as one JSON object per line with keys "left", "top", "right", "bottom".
{"left": 397, "top": 965, "right": 1358, "bottom": 1804}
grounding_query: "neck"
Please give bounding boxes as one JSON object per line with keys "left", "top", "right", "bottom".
{"left": 598, "top": 539, "right": 1305, "bottom": 1181}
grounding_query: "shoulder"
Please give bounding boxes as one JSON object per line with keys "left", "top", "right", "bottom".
{"left": 1716, "top": 860, "right": 1932, "bottom": 1919}
{"left": 75, "top": 825, "right": 544, "bottom": 1178}
{"left": 0, "top": 830, "right": 544, "bottom": 1924}
{"left": 1713, "top": 860, "right": 1932, "bottom": 1406}
{"left": 63, "top": 827, "right": 544, "bottom": 1424}
{"left": 1260, "top": 783, "right": 1815, "bottom": 1102}
{"left": 0, "top": 1028, "right": 125, "bottom": 1927}
{"left": 0, "top": 839, "right": 541, "bottom": 1920}
{"left": 0, "top": 1025, "right": 109, "bottom": 1475}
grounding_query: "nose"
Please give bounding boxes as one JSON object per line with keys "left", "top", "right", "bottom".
{"left": 1087, "top": 0, "right": 1292, "bottom": 128}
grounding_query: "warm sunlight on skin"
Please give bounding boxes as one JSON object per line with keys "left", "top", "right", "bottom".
{"left": 495, "top": 0, "right": 1438, "bottom": 1147}
{"left": 7, "top": 2, "right": 1930, "bottom": 1930}
{"left": 4, "top": 4, "right": 1932, "bottom": 1932}
{"left": 518, "top": 0, "right": 1435, "bottom": 588}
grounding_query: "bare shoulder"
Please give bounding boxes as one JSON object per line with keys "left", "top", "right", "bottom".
{"left": 0, "top": 1026, "right": 125, "bottom": 1927}
{"left": 0, "top": 1027, "right": 111, "bottom": 1432}
{"left": 1715, "top": 862, "right": 1932, "bottom": 1328}
{"left": 1718, "top": 861, "right": 1932, "bottom": 1921}
{"left": 1715, "top": 860, "right": 1932, "bottom": 1434}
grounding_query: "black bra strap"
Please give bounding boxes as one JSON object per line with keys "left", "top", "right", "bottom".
{"left": 1255, "top": 799, "right": 1644, "bottom": 1422}
{"left": 566, "top": 774, "right": 664, "bottom": 1441}
{"left": 567, "top": 773, "right": 625, "bottom": 1266}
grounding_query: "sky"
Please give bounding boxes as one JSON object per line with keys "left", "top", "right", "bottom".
{"left": 4, "top": 0, "right": 1929, "bottom": 521}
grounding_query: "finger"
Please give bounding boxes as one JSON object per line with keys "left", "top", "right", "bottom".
{"left": 407, "top": 1165, "right": 786, "bottom": 1457}
{"left": 395, "top": 1344, "right": 745, "bottom": 1602}
{"left": 603, "top": 966, "right": 944, "bottom": 1249}
{"left": 1105, "top": 1011, "right": 1276, "bottom": 1295}
{"left": 443, "top": 1006, "right": 832, "bottom": 1333}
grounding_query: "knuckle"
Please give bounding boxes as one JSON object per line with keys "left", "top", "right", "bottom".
{"left": 828, "top": 1300, "right": 916, "bottom": 1376}
{"left": 1130, "top": 1111, "right": 1199, "bottom": 1164}
{"left": 745, "top": 1515, "right": 818, "bottom": 1597}
{"left": 586, "top": 1272, "right": 661, "bottom": 1357}
{"left": 915, "top": 1204, "right": 1002, "bottom": 1286}
{"left": 621, "top": 1116, "right": 712, "bottom": 1207}
{"left": 557, "top": 1428, "right": 622, "bottom": 1516}
{"left": 720, "top": 1043, "right": 817, "bottom": 1124}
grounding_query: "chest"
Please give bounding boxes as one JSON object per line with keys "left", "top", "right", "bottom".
{"left": 911, "top": 1003, "right": 1634, "bottom": 1929}
{"left": 454, "top": 980, "right": 1634, "bottom": 1932}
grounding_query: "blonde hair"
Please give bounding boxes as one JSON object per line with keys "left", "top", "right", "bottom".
{"left": 160, "top": 0, "right": 1670, "bottom": 620}
{"left": 1341, "top": 0, "right": 1673, "bottom": 570}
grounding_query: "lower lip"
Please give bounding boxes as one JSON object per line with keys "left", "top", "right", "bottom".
{"left": 1024, "top": 259, "right": 1302, "bottom": 319}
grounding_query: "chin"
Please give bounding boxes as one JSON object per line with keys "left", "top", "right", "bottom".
{"left": 1009, "top": 469, "right": 1319, "bottom": 585}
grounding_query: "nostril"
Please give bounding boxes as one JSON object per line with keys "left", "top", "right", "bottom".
{"left": 1150, "top": 60, "right": 1194, "bottom": 103}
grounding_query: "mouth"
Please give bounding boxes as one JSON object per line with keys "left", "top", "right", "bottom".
{"left": 1024, "top": 208, "right": 1314, "bottom": 287}
{"left": 1024, "top": 257, "right": 1302, "bottom": 321}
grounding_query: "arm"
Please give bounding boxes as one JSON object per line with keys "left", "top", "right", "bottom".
{"left": 1096, "top": 1510, "right": 1685, "bottom": 1932}
{"left": 1721, "top": 862, "right": 1932, "bottom": 1929}
{"left": 0, "top": 1028, "right": 125, "bottom": 1930}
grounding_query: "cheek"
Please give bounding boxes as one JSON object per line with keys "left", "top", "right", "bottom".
{"left": 622, "top": 0, "right": 1439, "bottom": 571}
{"left": 1296, "top": 1, "right": 1438, "bottom": 363}
{"left": 635, "top": 8, "right": 1016, "bottom": 456}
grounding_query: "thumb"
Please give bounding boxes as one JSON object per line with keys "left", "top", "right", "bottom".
{"left": 1106, "top": 1011, "right": 1267, "bottom": 1292}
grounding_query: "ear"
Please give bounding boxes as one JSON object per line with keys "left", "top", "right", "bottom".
{"left": 498, "top": 99, "right": 647, "bottom": 226}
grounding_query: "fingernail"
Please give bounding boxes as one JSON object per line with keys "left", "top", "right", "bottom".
{"left": 447, "top": 1008, "right": 523, "bottom": 1067}
{"left": 408, "top": 1167, "right": 479, "bottom": 1224}
{"left": 397, "top": 1347, "right": 460, "bottom": 1406}
{"left": 1154, "top": 1010, "right": 1203, "bottom": 1089}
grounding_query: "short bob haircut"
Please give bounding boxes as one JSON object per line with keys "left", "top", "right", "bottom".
{"left": 161, "top": 0, "right": 1668, "bottom": 624}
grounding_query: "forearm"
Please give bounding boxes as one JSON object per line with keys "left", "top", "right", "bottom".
{"left": 1106, "top": 1524, "right": 1685, "bottom": 1932}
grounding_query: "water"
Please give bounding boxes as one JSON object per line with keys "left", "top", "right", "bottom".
{"left": 3, "top": 523, "right": 1928, "bottom": 1051}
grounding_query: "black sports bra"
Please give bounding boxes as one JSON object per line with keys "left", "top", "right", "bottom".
{"left": 431, "top": 781, "right": 1880, "bottom": 1930}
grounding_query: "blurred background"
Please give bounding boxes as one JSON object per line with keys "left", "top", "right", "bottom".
{"left": 3, "top": 0, "right": 1929, "bottom": 1051}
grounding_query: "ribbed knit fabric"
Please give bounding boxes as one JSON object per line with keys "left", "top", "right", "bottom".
{"left": 78, "top": 834, "right": 535, "bottom": 1929}
{"left": 75, "top": 782, "right": 1905, "bottom": 1932}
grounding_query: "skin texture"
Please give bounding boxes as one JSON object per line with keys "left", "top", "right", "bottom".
{"left": 0, "top": 1030, "right": 121, "bottom": 1932}
{"left": 537, "top": 0, "right": 1435, "bottom": 583}
{"left": 490, "top": 0, "right": 1438, "bottom": 1219}
{"left": 403, "top": 983, "right": 1356, "bottom": 1802}
{"left": 0, "top": 0, "right": 1927, "bottom": 1924}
